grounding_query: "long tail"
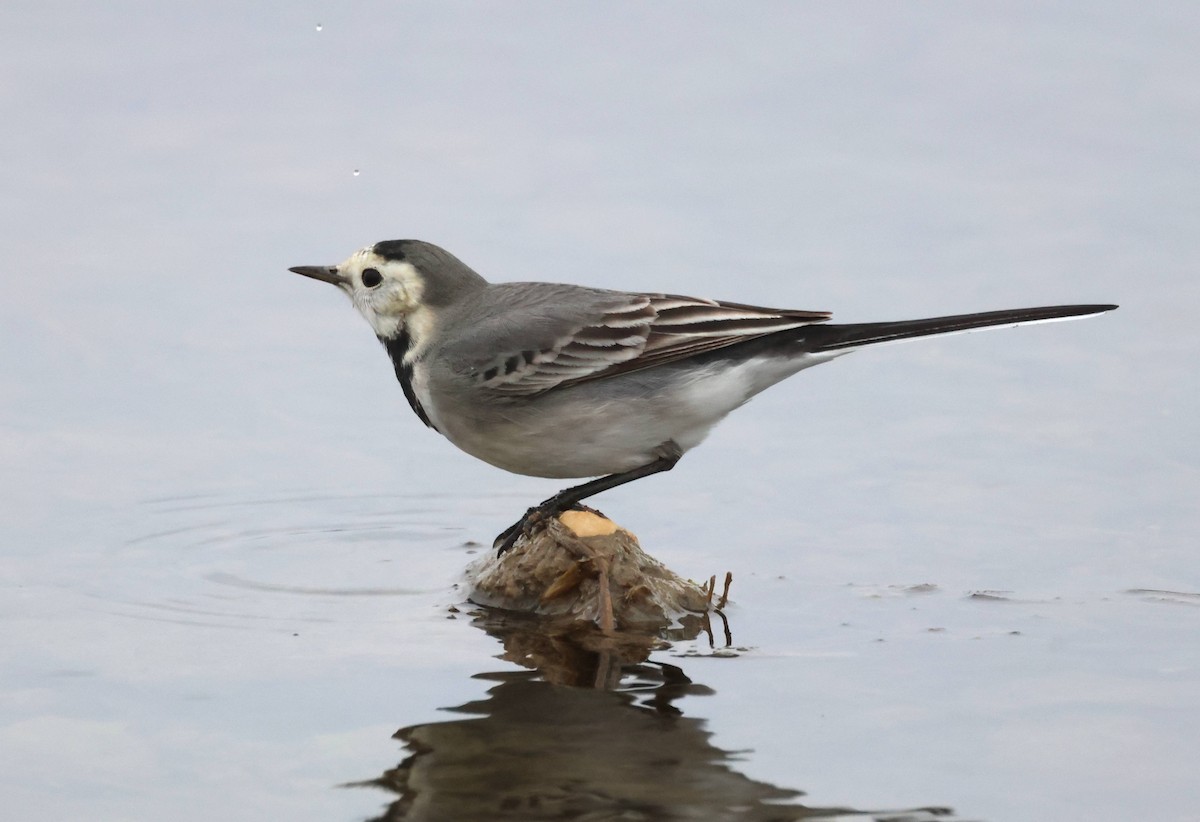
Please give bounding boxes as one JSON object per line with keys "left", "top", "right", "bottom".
{"left": 801, "top": 304, "right": 1117, "bottom": 353}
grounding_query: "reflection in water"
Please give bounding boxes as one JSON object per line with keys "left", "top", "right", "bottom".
{"left": 349, "top": 612, "right": 957, "bottom": 821}
{"left": 471, "top": 606, "right": 726, "bottom": 689}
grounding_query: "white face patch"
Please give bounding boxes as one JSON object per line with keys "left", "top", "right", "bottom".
{"left": 333, "top": 247, "right": 426, "bottom": 340}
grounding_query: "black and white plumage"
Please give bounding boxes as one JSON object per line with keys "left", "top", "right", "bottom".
{"left": 289, "top": 239, "right": 1117, "bottom": 552}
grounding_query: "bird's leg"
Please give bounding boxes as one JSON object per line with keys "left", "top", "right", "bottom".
{"left": 494, "top": 444, "right": 682, "bottom": 553}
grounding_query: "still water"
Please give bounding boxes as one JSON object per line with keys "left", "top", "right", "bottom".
{"left": 3, "top": 3, "right": 1198, "bottom": 821}
{"left": 4, "top": 485, "right": 1195, "bottom": 821}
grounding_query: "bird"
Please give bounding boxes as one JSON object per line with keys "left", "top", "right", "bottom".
{"left": 288, "top": 239, "right": 1116, "bottom": 553}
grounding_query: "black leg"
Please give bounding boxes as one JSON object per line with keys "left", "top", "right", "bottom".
{"left": 494, "top": 446, "right": 682, "bottom": 554}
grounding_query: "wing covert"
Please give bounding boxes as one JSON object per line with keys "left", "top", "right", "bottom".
{"left": 450, "top": 286, "right": 831, "bottom": 397}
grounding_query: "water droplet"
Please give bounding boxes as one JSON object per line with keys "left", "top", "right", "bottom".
{"left": 315, "top": 23, "right": 322, "bottom": 31}
{"left": 352, "top": 169, "right": 360, "bottom": 177}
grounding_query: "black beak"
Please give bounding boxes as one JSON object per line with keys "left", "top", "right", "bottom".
{"left": 288, "top": 265, "right": 348, "bottom": 286}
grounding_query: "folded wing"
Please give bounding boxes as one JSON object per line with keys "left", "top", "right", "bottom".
{"left": 460, "top": 289, "right": 831, "bottom": 396}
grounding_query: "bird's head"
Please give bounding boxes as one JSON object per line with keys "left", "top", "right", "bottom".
{"left": 288, "top": 242, "right": 426, "bottom": 339}
{"left": 289, "top": 240, "right": 487, "bottom": 343}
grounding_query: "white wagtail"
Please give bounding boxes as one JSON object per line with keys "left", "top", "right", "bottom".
{"left": 289, "top": 240, "right": 1116, "bottom": 552}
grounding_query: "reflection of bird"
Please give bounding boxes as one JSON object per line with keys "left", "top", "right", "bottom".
{"left": 349, "top": 667, "right": 960, "bottom": 821}
{"left": 289, "top": 240, "right": 1116, "bottom": 551}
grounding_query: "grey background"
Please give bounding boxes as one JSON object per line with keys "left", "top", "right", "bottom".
{"left": 2, "top": 3, "right": 1197, "bottom": 820}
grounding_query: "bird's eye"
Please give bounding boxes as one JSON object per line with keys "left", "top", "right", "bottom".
{"left": 361, "top": 268, "right": 383, "bottom": 288}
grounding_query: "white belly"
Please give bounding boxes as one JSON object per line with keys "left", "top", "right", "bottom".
{"left": 419, "top": 352, "right": 841, "bottom": 479}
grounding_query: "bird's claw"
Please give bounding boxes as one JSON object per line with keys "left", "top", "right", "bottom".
{"left": 493, "top": 506, "right": 548, "bottom": 554}
{"left": 492, "top": 502, "right": 610, "bottom": 554}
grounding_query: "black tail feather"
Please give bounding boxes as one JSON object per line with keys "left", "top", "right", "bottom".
{"left": 802, "top": 304, "right": 1118, "bottom": 353}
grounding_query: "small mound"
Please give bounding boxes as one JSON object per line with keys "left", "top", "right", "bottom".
{"left": 468, "top": 511, "right": 724, "bottom": 633}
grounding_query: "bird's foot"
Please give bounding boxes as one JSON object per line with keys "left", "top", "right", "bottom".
{"left": 493, "top": 505, "right": 548, "bottom": 554}
{"left": 493, "top": 502, "right": 606, "bottom": 554}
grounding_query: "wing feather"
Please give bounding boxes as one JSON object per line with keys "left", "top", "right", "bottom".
{"left": 477, "top": 290, "right": 830, "bottom": 396}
